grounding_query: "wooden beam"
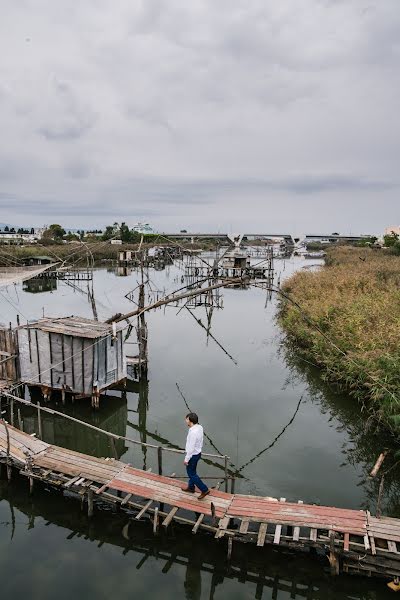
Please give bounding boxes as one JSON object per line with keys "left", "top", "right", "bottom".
{"left": 257, "top": 523, "right": 268, "bottom": 547}
{"left": 135, "top": 499, "right": 153, "bottom": 520}
{"left": 162, "top": 506, "right": 179, "bottom": 528}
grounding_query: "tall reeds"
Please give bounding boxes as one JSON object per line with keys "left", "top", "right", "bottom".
{"left": 279, "top": 248, "right": 400, "bottom": 431}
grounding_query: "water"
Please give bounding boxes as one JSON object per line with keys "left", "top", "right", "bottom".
{"left": 0, "top": 254, "right": 398, "bottom": 599}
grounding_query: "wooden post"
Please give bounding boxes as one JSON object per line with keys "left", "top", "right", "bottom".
{"left": 224, "top": 456, "right": 228, "bottom": 492}
{"left": 110, "top": 437, "right": 118, "bottom": 459}
{"left": 88, "top": 489, "right": 94, "bottom": 518}
{"left": 29, "top": 476, "right": 34, "bottom": 495}
{"left": 37, "top": 402, "right": 43, "bottom": 440}
{"left": 153, "top": 507, "right": 159, "bottom": 535}
{"left": 230, "top": 476, "right": 236, "bottom": 494}
{"left": 10, "top": 397, "right": 14, "bottom": 426}
{"left": 227, "top": 536, "right": 233, "bottom": 561}
{"left": 329, "top": 532, "right": 339, "bottom": 575}
{"left": 157, "top": 446, "right": 163, "bottom": 476}
{"left": 18, "top": 408, "right": 23, "bottom": 431}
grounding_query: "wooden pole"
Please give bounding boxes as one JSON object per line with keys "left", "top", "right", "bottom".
{"left": 88, "top": 489, "right": 94, "bottom": 518}
{"left": 37, "top": 402, "right": 43, "bottom": 440}
{"left": 370, "top": 452, "right": 388, "bottom": 478}
{"left": 107, "top": 278, "right": 246, "bottom": 324}
{"left": 17, "top": 408, "right": 23, "bottom": 431}
{"left": 153, "top": 507, "right": 159, "bottom": 535}
{"left": 110, "top": 437, "right": 118, "bottom": 459}
{"left": 224, "top": 456, "right": 229, "bottom": 492}
{"left": 157, "top": 446, "right": 163, "bottom": 476}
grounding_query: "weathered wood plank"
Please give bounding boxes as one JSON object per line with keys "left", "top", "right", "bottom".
{"left": 135, "top": 500, "right": 153, "bottom": 520}
{"left": 215, "top": 517, "right": 230, "bottom": 539}
{"left": 257, "top": 523, "right": 268, "bottom": 547}
{"left": 239, "top": 518, "right": 250, "bottom": 534}
{"left": 274, "top": 524, "right": 282, "bottom": 545}
{"left": 162, "top": 506, "right": 179, "bottom": 528}
{"left": 192, "top": 514, "right": 205, "bottom": 534}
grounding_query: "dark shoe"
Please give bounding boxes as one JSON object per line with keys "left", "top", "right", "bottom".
{"left": 198, "top": 490, "right": 210, "bottom": 500}
{"left": 182, "top": 486, "right": 195, "bottom": 493}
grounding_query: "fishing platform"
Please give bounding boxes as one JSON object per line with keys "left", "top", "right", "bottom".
{"left": 1, "top": 421, "right": 400, "bottom": 581}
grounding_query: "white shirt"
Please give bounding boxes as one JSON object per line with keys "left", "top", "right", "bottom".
{"left": 185, "top": 424, "right": 204, "bottom": 462}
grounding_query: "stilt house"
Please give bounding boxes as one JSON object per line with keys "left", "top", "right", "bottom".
{"left": 16, "top": 316, "right": 126, "bottom": 398}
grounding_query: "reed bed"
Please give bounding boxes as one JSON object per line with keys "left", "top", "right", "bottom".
{"left": 279, "top": 247, "right": 400, "bottom": 431}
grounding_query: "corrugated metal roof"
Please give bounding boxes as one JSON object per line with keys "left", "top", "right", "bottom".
{"left": 20, "top": 316, "right": 122, "bottom": 339}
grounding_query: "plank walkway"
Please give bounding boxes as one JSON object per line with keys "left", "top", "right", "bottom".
{"left": 1, "top": 422, "right": 400, "bottom": 579}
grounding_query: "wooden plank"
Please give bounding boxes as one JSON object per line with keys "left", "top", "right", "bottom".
{"left": 343, "top": 532, "right": 350, "bottom": 552}
{"left": 135, "top": 500, "right": 153, "bottom": 520}
{"left": 293, "top": 526, "right": 300, "bottom": 542}
{"left": 387, "top": 541, "right": 398, "bottom": 554}
{"left": 113, "top": 475, "right": 232, "bottom": 510}
{"left": 74, "top": 477, "right": 86, "bottom": 487}
{"left": 257, "top": 523, "right": 268, "bottom": 547}
{"left": 95, "top": 483, "right": 109, "bottom": 495}
{"left": 64, "top": 475, "right": 81, "bottom": 488}
{"left": 363, "top": 534, "right": 370, "bottom": 551}
{"left": 121, "top": 493, "right": 133, "bottom": 506}
{"left": 192, "top": 514, "right": 205, "bottom": 534}
{"left": 162, "top": 506, "right": 179, "bottom": 528}
{"left": 370, "top": 535, "right": 376, "bottom": 556}
{"left": 370, "top": 452, "right": 387, "bottom": 478}
{"left": 274, "top": 524, "right": 282, "bottom": 545}
{"left": 239, "top": 518, "right": 250, "bottom": 534}
{"left": 310, "top": 528, "right": 318, "bottom": 543}
{"left": 215, "top": 517, "right": 230, "bottom": 539}
{"left": 108, "top": 478, "right": 227, "bottom": 517}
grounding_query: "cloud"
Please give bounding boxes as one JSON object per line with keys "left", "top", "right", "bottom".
{"left": 0, "top": 0, "right": 399, "bottom": 232}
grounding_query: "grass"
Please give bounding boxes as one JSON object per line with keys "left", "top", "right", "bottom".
{"left": 279, "top": 247, "right": 400, "bottom": 432}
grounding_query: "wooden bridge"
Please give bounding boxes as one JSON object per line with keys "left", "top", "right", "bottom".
{"left": 1, "top": 421, "right": 400, "bottom": 581}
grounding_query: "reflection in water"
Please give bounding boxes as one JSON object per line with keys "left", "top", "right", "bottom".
{"left": 22, "top": 277, "right": 57, "bottom": 293}
{"left": 0, "top": 479, "right": 392, "bottom": 600}
{"left": 18, "top": 391, "right": 128, "bottom": 458}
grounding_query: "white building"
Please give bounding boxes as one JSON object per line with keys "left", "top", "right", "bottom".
{"left": 0, "top": 228, "right": 44, "bottom": 244}
{"left": 132, "top": 222, "right": 155, "bottom": 234}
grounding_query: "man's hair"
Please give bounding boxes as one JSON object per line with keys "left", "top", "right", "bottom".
{"left": 186, "top": 412, "right": 199, "bottom": 424}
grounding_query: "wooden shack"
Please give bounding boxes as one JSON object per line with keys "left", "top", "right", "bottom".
{"left": 16, "top": 316, "right": 126, "bottom": 405}
{"left": 221, "top": 249, "right": 250, "bottom": 274}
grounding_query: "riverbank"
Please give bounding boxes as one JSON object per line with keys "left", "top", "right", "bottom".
{"left": 0, "top": 240, "right": 209, "bottom": 263}
{"left": 279, "top": 247, "right": 400, "bottom": 432}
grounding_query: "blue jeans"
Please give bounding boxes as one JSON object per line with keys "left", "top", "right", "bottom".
{"left": 186, "top": 453, "right": 208, "bottom": 493}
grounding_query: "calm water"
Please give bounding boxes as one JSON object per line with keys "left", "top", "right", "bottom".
{"left": 0, "top": 254, "right": 398, "bottom": 599}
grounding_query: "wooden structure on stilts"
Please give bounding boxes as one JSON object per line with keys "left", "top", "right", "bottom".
{"left": 15, "top": 316, "right": 127, "bottom": 406}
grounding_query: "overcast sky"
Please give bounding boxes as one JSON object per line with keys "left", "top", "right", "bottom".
{"left": 0, "top": 0, "right": 399, "bottom": 234}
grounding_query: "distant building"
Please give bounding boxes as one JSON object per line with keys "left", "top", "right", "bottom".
{"left": 110, "top": 239, "right": 122, "bottom": 245}
{"left": 385, "top": 226, "right": 400, "bottom": 237}
{"left": 21, "top": 255, "right": 55, "bottom": 266}
{"left": 0, "top": 228, "right": 44, "bottom": 244}
{"left": 132, "top": 222, "right": 155, "bottom": 234}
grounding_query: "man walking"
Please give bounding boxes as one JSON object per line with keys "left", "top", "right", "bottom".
{"left": 183, "top": 412, "right": 210, "bottom": 500}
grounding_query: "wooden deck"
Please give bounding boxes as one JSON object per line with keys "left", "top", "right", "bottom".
{"left": 1, "top": 422, "right": 400, "bottom": 579}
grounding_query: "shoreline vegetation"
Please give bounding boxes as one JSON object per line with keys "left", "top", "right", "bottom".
{"left": 279, "top": 247, "right": 400, "bottom": 433}
{"left": 0, "top": 240, "right": 210, "bottom": 263}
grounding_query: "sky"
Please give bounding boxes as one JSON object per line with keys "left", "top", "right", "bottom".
{"left": 0, "top": 0, "right": 399, "bottom": 235}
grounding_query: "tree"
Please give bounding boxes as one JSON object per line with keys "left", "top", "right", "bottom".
{"left": 102, "top": 225, "right": 115, "bottom": 240}
{"left": 384, "top": 232, "right": 399, "bottom": 247}
{"left": 120, "top": 222, "right": 132, "bottom": 243}
{"left": 42, "top": 223, "right": 66, "bottom": 241}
